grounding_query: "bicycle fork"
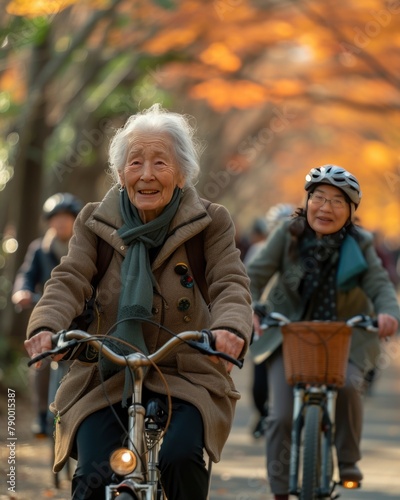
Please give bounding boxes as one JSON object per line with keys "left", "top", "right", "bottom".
{"left": 106, "top": 367, "right": 161, "bottom": 500}
{"left": 288, "top": 386, "right": 304, "bottom": 495}
{"left": 320, "top": 389, "right": 337, "bottom": 497}
{"left": 288, "top": 386, "right": 338, "bottom": 499}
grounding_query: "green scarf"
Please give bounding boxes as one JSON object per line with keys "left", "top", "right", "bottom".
{"left": 100, "top": 186, "right": 182, "bottom": 406}
{"left": 337, "top": 234, "right": 368, "bottom": 291}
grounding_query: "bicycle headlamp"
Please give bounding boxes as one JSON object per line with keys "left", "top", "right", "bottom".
{"left": 342, "top": 479, "right": 360, "bottom": 489}
{"left": 110, "top": 448, "right": 137, "bottom": 475}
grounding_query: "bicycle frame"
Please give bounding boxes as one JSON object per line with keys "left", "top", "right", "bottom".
{"left": 105, "top": 361, "right": 159, "bottom": 500}
{"left": 82, "top": 330, "right": 206, "bottom": 500}
{"left": 260, "top": 313, "right": 377, "bottom": 500}
{"left": 28, "top": 328, "right": 241, "bottom": 500}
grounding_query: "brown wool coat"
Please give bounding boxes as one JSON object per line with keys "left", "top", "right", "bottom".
{"left": 27, "top": 186, "right": 253, "bottom": 472}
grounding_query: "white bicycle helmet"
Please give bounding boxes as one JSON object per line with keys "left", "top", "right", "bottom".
{"left": 265, "top": 203, "right": 294, "bottom": 232}
{"left": 305, "top": 165, "right": 362, "bottom": 207}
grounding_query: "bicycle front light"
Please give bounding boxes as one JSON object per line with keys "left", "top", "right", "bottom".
{"left": 110, "top": 448, "right": 137, "bottom": 475}
{"left": 342, "top": 480, "right": 360, "bottom": 489}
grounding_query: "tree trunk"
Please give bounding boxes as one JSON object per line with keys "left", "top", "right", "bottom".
{"left": 2, "top": 33, "right": 51, "bottom": 352}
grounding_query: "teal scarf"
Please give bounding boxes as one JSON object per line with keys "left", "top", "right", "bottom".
{"left": 337, "top": 234, "right": 368, "bottom": 291}
{"left": 100, "top": 186, "right": 182, "bottom": 406}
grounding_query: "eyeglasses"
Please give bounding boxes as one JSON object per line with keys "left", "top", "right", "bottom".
{"left": 309, "top": 192, "right": 347, "bottom": 209}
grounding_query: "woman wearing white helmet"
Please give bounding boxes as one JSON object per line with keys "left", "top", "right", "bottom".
{"left": 246, "top": 165, "right": 399, "bottom": 500}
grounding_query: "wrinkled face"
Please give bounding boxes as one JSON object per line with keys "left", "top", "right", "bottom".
{"left": 119, "top": 131, "right": 185, "bottom": 223}
{"left": 307, "top": 184, "right": 350, "bottom": 237}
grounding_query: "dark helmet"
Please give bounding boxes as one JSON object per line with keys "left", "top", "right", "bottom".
{"left": 42, "top": 193, "right": 83, "bottom": 219}
{"left": 305, "top": 165, "right": 362, "bottom": 207}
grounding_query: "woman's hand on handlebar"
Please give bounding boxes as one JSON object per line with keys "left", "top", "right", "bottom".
{"left": 210, "top": 329, "right": 244, "bottom": 373}
{"left": 377, "top": 313, "right": 398, "bottom": 339}
{"left": 24, "top": 331, "right": 66, "bottom": 368}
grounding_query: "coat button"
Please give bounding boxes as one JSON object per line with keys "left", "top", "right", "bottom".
{"left": 180, "top": 275, "right": 194, "bottom": 288}
{"left": 152, "top": 307, "right": 159, "bottom": 315}
{"left": 183, "top": 315, "right": 191, "bottom": 323}
{"left": 177, "top": 297, "right": 191, "bottom": 312}
{"left": 120, "top": 245, "right": 125, "bottom": 250}
{"left": 175, "top": 262, "right": 189, "bottom": 275}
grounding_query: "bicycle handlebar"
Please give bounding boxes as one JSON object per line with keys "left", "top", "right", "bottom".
{"left": 260, "top": 312, "right": 379, "bottom": 332}
{"left": 27, "top": 329, "right": 244, "bottom": 369}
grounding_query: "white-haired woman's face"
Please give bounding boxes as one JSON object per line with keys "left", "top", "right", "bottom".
{"left": 119, "top": 131, "right": 185, "bottom": 223}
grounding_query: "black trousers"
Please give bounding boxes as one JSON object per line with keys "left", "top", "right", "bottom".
{"left": 252, "top": 361, "right": 269, "bottom": 417}
{"left": 71, "top": 392, "right": 209, "bottom": 500}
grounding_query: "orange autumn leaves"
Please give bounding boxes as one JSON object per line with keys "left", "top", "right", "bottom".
{"left": 6, "top": 0, "right": 109, "bottom": 17}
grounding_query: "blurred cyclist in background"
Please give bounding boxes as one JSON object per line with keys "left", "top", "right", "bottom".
{"left": 244, "top": 203, "right": 294, "bottom": 439}
{"left": 12, "top": 192, "right": 82, "bottom": 436}
{"left": 236, "top": 216, "right": 269, "bottom": 262}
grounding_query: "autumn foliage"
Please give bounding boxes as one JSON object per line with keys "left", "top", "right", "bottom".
{"left": 1, "top": 0, "right": 400, "bottom": 244}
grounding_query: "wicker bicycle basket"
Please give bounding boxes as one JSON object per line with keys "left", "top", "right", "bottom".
{"left": 281, "top": 322, "right": 352, "bottom": 387}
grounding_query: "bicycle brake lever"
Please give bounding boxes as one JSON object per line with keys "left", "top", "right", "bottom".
{"left": 186, "top": 340, "right": 243, "bottom": 369}
{"left": 347, "top": 314, "right": 378, "bottom": 331}
{"left": 27, "top": 338, "right": 80, "bottom": 367}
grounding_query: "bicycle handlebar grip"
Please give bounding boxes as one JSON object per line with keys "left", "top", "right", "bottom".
{"left": 347, "top": 314, "right": 379, "bottom": 331}
{"left": 27, "top": 350, "right": 52, "bottom": 367}
{"left": 204, "top": 329, "right": 244, "bottom": 368}
{"left": 51, "top": 330, "right": 66, "bottom": 348}
{"left": 27, "top": 330, "right": 79, "bottom": 367}
{"left": 189, "top": 330, "right": 244, "bottom": 369}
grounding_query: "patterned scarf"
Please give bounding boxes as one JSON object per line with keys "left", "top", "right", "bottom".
{"left": 298, "top": 225, "right": 346, "bottom": 320}
{"left": 100, "top": 186, "right": 182, "bottom": 405}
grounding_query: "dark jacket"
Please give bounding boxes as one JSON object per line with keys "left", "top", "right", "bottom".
{"left": 13, "top": 229, "right": 66, "bottom": 296}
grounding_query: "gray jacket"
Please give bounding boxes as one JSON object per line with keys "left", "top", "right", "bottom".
{"left": 247, "top": 220, "right": 400, "bottom": 372}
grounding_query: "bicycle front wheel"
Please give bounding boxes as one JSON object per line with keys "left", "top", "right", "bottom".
{"left": 300, "top": 404, "right": 322, "bottom": 500}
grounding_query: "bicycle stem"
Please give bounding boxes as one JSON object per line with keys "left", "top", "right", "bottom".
{"left": 126, "top": 365, "right": 147, "bottom": 483}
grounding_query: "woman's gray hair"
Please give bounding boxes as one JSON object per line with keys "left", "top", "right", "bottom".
{"left": 109, "top": 103, "right": 202, "bottom": 187}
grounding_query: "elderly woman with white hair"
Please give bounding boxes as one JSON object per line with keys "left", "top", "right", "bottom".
{"left": 24, "top": 104, "right": 253, "bottom": 499}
